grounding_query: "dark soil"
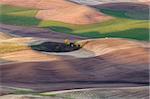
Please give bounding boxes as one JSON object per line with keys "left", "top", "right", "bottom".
{"left": 30, "top": 42, "right": 81, "bottom": 52}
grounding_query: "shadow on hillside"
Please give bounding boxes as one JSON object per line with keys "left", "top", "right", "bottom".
{"left": 93, "top": 3, "right": 149, "bottom": 20}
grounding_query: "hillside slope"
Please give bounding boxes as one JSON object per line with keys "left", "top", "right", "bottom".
{"left": 0, "top": 32, "right": 13, "bottom": 40}
{"left": 0, "top": 0, "right": 112, "bottom": 24}
{"left": 0, "top": 39, "right": 149, "bottom": 91}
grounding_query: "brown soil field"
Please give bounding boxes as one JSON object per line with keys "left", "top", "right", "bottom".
{"left": 0, "top": 38, "right": 149, "bottom": 92}
{"left": 0, "top": 0, "right": 112, "bottom": 24}
{"left": 0, "top": 50, "right": 71, "bottom": 62}
{"left": 138, "top": 0, "right": 150, "bottom": 4}
{"left": 0, "top": 24, "right": 86, "bottom": 41}
{"left": 80, "top": 38, "right": 148, "bottom": 56}
{"left": 0, "top": 24, "right": 84, "bottom": 63}
{"left": 0, "top": 1, "right": 149, "bottom": 98}
{"left": 0, "top": 37, "right": 38, "bottom": 44}
{"left": 0, "top": 32, "right": 13, "bottom": 40}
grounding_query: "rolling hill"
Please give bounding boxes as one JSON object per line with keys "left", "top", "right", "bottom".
{"left": 0, "top": 38, "right": 149, "bottom": 92}
{"left": 0, "top": 0, "right": 112, "bottom": 24}
{"left": 0, "top": 0, "right": 149, "bottom": 98}
{"left": 0, "top": 1, "right": 149, "bottom": 41}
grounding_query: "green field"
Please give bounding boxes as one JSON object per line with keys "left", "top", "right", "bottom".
{"left": 0, "top": 5, "right": 40, "bottom": 26}
{"left": 40, "top": 18, "right": 149, "bottom": 41}
{"left": 0, "top": 4, "right": 149, "bottom": 41}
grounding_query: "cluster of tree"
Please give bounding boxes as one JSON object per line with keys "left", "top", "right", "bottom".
{"left": 64, "top": 39, "right": 81, "bottom": 48}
